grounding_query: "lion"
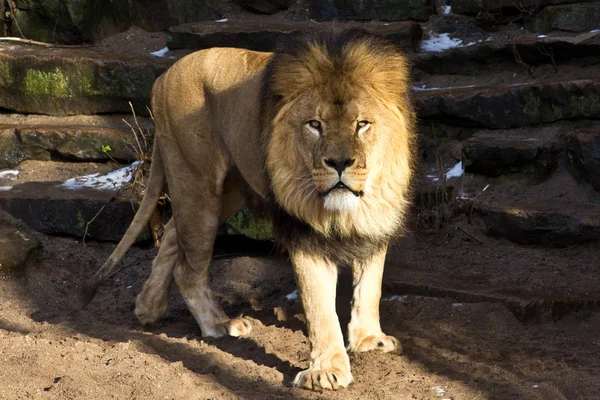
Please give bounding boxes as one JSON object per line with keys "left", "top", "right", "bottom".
{"left": 84, "top": 29, "right": 416, "bottom": 391}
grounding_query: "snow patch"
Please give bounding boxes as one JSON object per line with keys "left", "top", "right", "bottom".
{"left": 415, "top": 84, "right": 477, "bottom": 92}
{"left": 427, "top": 161, "right": 464, "bottom": 183}
{"left": 0, "top": 186, "right": 12, "bottom": 191}
{"left": 426, "top": 174, "right": 440, "bottom": 182}
{"left": 442, "top": 5, "right": 451, "bottom": 15}
{"left": 0, "top": 170, "right": 19, "bottom": 179}
{"left": 538, "top": 34, "right": 548, "bottom": 38}
{"left": 452, "top": 303, "right": 463, "bottom": 308}
{"left": 591, "top": 29, "right": 600, "bottom": 33}
{"left": 421, "top": 33, "right": 463, "bottom": 52}
{"left": 286, "top": 289, "right": 298, "bottom": 301}
{"left": 382, "top": 295, "right": 408, "bottom": 302}
{"left": 151, "top": 47, "right": 169, "bottom": 57}
{"left": 215, "top": 18, "right": 228, "bottom": 23}
{"left": 60, "top": 162, "right": 141, "bottom": 191}
{"left": 445, "top": 161, "right": 464, "bottom": 180}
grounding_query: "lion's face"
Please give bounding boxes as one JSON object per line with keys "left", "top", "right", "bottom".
{"left": 290, "top": 90, "right": 392, "bottom": 213}
{"left": 264, "top": 34, "right": 415, "bottom": 238}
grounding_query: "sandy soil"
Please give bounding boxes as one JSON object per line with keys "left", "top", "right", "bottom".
{"left": 1, "top": 223, "right": 599, "bottom": 400}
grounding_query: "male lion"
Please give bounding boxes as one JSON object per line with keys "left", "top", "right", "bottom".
{"left": 86, "top": 29, "right": 415, "bottom": 391}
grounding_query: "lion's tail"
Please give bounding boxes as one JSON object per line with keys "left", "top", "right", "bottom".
{"left": 74, "top": 141, "right": 166, "bottom": 310}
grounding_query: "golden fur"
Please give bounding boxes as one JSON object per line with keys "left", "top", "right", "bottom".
{"left": 86, "top": 29, "right": 416, "bottom": 391}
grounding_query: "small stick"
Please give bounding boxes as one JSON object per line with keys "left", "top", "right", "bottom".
{"left": 458, "top": 226, "right": 483, "bottom": 244}
{"left": 0, "top": 36, "right": 92, "bottom": 48}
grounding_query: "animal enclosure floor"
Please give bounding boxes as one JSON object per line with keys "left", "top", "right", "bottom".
{"left": 0, "top": 230, "right": 599, "bottom": 400}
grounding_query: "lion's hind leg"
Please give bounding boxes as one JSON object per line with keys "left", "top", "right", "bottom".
{"left": 168, "top": 166, "right": 251, "bottom": 338}
{"left": 135, "top": 218, "right": 177, "bottom": 325}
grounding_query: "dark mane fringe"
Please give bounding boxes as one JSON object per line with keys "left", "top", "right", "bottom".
{"left": 260, "top": 27, "right": 412, "bottom": 133}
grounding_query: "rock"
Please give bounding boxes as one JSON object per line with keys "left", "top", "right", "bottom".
{"left": 289, "top": 0, "right": 432, "bottom": 21}
{"left": 567, "top": 128, "right": 600, "bottom": 190}
{"left": 452, "top": 0, "right": 598, "bottom": 16}
{"left": 129, "top": 0, "right": 222, "bottom": 32}
{"left": 167, "top": 20, "right": 423, "bottom": 51}
{"left": 474, "top": 200, "right": 600, "bottom": 246}
{"left": 0, "top": 210, "right": 41, "bottom": 278}
{"left": 412, "top": 32, "right": 600, "bottom": 75}
{"left": 532, "top": 2, "right": 600, "bottom": 33}
{"left": 462, "top": 128, "right": 561, "bottom": 177}
{"left": 222, "top": 207, "right": 273, "bottom": 241}
{"left": 416, "top": 79, "right": 600, "bottom": 129}
{"left": 0, "top": 181, "right": 147, "bottom": 242}
{"left": 236, "top": 0, "right": 290, "bottom": 14}
{"left": 0, "top": 43, "right": 172, "bottom": 116}
{"left": 0, "top": 125, "right": 141, "bottom": 168}
{"left": 5, "top": 0, "right": 221, "bottom": 44}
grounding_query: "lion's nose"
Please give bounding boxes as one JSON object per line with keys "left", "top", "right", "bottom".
{"left": 324, "top": 158, "right": 355, "bottom": 176}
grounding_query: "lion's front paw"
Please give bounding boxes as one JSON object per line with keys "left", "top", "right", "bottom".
{"left": 348, "top": 333, "right": 401, "bottom": 353}
{"left": 293, "top": 353, "right": 353, "bottom": 391}
{"left": 216, "top": 317, "right": 253, "bottom": 337}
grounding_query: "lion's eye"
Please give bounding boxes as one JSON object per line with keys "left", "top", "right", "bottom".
{"left": 357, "top": 120, "right": 370, "bottom": 134}
{"left": 306, "top": 120, "right": 322, "bottom": 135}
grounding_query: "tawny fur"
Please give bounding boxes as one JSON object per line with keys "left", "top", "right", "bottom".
{"left": 85, "top": 30, "right": 416, "bottom": 392}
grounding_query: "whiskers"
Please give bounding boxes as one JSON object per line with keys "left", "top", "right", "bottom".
{"left": 293, "top": 173, "right": 319, "bottom": 204}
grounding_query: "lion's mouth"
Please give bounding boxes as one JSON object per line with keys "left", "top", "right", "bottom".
{"left": 321, "top": 182, "right": 364, "bottom": 198}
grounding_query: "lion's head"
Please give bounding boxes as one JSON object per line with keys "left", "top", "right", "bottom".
{"left": 262, "top": 29, "right": 416, "bottom": 240}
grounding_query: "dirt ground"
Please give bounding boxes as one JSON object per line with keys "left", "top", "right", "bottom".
{"left": 2, "top": 14, "right": 600, "bottom": 400}
{"left": 1, "top": 220, "right": 599, "bottom": 400}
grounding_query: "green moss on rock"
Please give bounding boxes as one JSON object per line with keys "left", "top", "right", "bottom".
{"left": 224, "top": 207, "right": 273, "bottom": 241}
{"left": 24, "top": 68, "right": 72, "bottom": 98}
{"left": 0, "top": 61, "right": 13, "bottom": 85}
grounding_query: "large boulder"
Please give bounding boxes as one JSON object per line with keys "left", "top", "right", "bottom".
{"left": 0, "top": 43, "right": 172, "bottom": 116}
{"left": 3, "top": 0, "right": 222, "bottom": 44}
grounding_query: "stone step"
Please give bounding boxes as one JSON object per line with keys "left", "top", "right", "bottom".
{"left": 462, "top": 125, "right": 563, "bottom": 177}
{"left": 416, "top": 78, "right": 600, "bottom": 129}
{"left": 0, "top": 180, "right": 142, "bottom": 242}
{"left": 167, "top": 20, "right": 423, "bottom": 52}
{"left": 413, "top": 31, "right": 600, "bottom": 75}
{"left": 0, "top": 161, "right": 148, "bottom": 242}
{"left": 452, "top": 0, "right": 598, "bottom": 16}
{"left": 474, "top": 199, "right": 600, "bottom": 246}
{"left": 288, "top": 0, "right": 431, "bottom": 21}
{"left": 0, "top": 159, "right": 272, "bottom": 243}
{"left": 0, "top": 43, "right": 172, "bottom": 116}
{"left": 531, "top": 2, "right": 600, "bottom": 34}
{"left": 0, "top": 114, "right": 153, "bottom": 168}
{"left": 0, "top": 159, "right": 151, "bottom": 242}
